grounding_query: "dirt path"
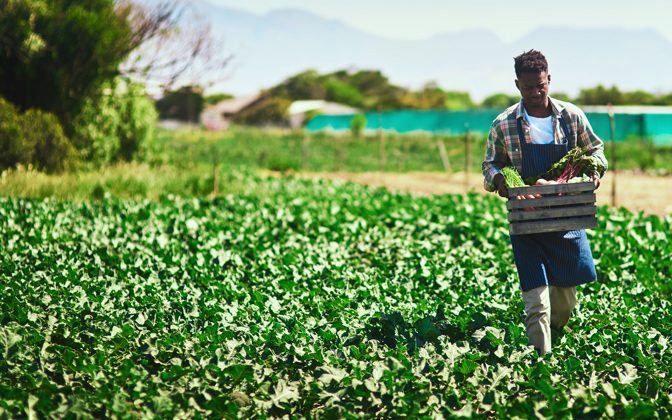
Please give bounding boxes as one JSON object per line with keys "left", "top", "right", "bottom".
{"left": 289, "top": 171, "right": 672, "bottom": 217}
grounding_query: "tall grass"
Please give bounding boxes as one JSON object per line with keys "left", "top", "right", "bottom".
{"left": 149, "top": 126, "right": 672, "bottom": 174}
{"left": 149, "top": 126, "right": 488, "bottom": 173}
{"left": 1, "top": 126, "right": 670, "bottom": 201}
{"left": 0, "top": 163, "right": 269, "bottom": 201}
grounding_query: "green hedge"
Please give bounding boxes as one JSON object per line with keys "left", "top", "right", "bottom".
{"left": 0, "top": 97, "right": 74, "bottom": 173}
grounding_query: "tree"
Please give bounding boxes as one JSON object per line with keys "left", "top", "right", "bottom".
{"left": 0, "top": 0, "right": 228, "bottom": 168}
{"left": 155, "top": 86, "right": 204, "bottom": 122}
{"left": 119, "top": 0, "right": 232, "bottom": 92}
{"left": 204, "top": 93, "right": 234, "bottom": 107}
{"left": 400, "top": 82, "right": 446, "bottom": 109}
{"left": 271, "top": 70, "right": 326, "bottom": 100}
{"left": 651, "top": 93, "right": 672, "bottom": 106}
{"left": 576, "top": 85, "right": 624, "bottom": 105}
{"left": 622, "top": 90, "right": 656, "bottom": 105}
{"left": 0, "top": 0, "right": 134, "bottom": 132}
{"left": 0, "top": 0, "right": 227, "bottom": 128}
{"left": 348, "top": 70, "right": 393, "bottom": 97}
{"left": 443, "top": 91, "right": 474, "bottom": 110}
{"left": 480, "top": 93, "right": 519, "bottom": 109}
{"left": 234, "top": 96, "right": 291, "bottom": 126}
{"left": 325, "top": 78, "right": 364, "bottom": 108}
{"left": 346, "top": 70, "right": 405, "bottom": 110}
{"left": 551, "top": 92, "right": 572, "bottom": 102}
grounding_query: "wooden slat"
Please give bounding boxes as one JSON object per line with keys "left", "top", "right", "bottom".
{"left": 508, "top": 181, "right": 594, "bottom": 197}
{"left": 508, "top": 205, "right": 596, "bottom": 222}
{"left": 507, "top": 192, "right": 595, "bottom": 210}
{"left": 510, "top": 216, "right": 597, "bottom": 235}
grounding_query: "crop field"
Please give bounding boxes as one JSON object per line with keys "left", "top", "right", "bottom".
{"left": 1, "top": 173, "right": 670, "bottom": 417}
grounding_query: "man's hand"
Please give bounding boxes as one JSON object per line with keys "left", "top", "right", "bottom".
{"left": 591, "top": 171, "right": 601, "bottom": 190}
{"left": 494, "top": 173, "right": 508, "bottom": 198}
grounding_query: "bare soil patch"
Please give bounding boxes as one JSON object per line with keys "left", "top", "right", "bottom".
{"left": 287, "top": 171, "right": 671, "bottom": 217}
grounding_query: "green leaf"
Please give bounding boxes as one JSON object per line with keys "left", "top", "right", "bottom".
{"left": 602, "top": 382, "right": 617, "bottom": 399}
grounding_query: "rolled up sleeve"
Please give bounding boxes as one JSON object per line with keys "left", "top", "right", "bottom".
{"left": 482, "top": 122, "right": 508, "bottom": 192}
{"left": 577, "top": 110, "right": 608, "bottom": 177}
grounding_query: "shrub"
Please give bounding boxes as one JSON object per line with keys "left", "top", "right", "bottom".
{"left": 235, "top": 96, "right": 291, "bottom": 126}
{"left": 91, "top": 183, "right": 107, "bottom": 201}
{"left": 325, "top": 78, "right": 364, "bottom": 107}
{"left": 480, "top": 93, "right": 520, "bottom": 109}
{"left": 73, "top": 89, "right": 122, "bottom": 165}
{"left": 266, "top": 156, "right": 299, "bottom": 173}
{"left": 350, "top": 113, "right": 367, "bottom": 138}
{"left": 0, "top": 98, "right": 31, "bottom": 171}
{"left": 203, "top": 93, "right": 233, "bottom": 107}
{"left": 22, "top": 109, "right": 75, "bottom": 173}
{"left": 118, "top": 83, "right": 158, "bottom": 162}
{"left": 73, "top": 78, "right": 157, "bottom": 166}
{"left": 0, "top": 97, "right": 74, "bottom": 173}
{"left": 303, "top": 109, "right": 323, "bottom": 127}
{"left": 155, "top": 86, "right": 204, "bottom": 123}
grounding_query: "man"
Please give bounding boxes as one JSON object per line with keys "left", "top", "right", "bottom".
{"left": 482, "top": 49, "right": 608, "bottom": 355}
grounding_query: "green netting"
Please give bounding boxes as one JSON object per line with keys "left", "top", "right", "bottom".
{"left": 306, "top": 110, "right": 499, "bottom": 135}
{"left": 306, "top": 110, "right": 672, "bottom": 145}
{"left": 643, "top": 114, "right": 672, "bottom": 145}
{"left": 584, "top": 113, "right": 644, "bottom": 141}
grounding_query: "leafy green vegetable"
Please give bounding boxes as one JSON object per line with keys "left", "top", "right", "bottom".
{"left": 526, "top": 146, "right": 607, "bottom": 184}
{"left": 501, "top": 166, "right": 526, "bottom": 187}
{"left": 0, "top": 173, "right": 670, "bottom": 418}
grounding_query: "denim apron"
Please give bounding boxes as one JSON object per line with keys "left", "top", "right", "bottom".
{"left": 510, "top": 116, "right": 597, "bottom": 292}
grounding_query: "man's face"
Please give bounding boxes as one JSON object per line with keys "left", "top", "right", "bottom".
{"left": 515, "top": 71, "right": 551, "bottom": 108}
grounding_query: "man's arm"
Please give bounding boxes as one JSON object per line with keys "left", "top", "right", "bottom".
{"left": 576, "top": 108, "right": 608, "bottom": 177}
{"left": 482, "top": 122, "right": 509, "bottom": 196}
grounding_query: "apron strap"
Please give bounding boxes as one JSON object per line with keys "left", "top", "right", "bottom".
{"left": 517, "top": 117, "right": 525, "bottom": 144}
{"left": 558, "top": 115, "right": 570, "bottom": 141}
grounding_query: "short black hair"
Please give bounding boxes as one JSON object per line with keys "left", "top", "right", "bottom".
{"left": 514, "top": 50, "right": 548, "bottom": 77}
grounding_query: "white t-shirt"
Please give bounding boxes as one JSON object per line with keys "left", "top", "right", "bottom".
{"left": 523, "top": 107, "right": 554, "bottom": 144}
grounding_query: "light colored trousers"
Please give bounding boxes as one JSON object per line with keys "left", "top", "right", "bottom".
{"left": 521, "top": 285, "right": 577, "bottom": 355}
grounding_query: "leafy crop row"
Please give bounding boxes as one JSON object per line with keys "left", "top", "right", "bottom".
{"left": 0, "top": 175, "right": 670, "bottom": 417}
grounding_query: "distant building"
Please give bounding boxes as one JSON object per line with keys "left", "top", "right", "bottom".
{"left": 200, "top": 93, "right": 263, "bottom": 130}
{"left": 201, "top": 95, "right": 360, "bottom": 130}
{"left": 288, "top": 100, "right": 360, "bottom": 129}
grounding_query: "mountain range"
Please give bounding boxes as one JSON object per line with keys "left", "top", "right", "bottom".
{"left": 191, "top": 1, "right": 672, "bottom": 100}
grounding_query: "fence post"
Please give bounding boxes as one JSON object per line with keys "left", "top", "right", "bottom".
{"left": 378, "top": 109, "right": 385, "bottom": 172}
{"left": 641, "top": 113, "right": 655, "bottom": 169}
{"left": 608, "top": 104, "right": 617, "bottom": 207}
{"left": 302, "top": 133, "right": 310, "bottom": 171}
{"left": 211, "top": 146, "right": 219, "bottom": 197}
{"left": 396, "top": 136, "right": 406, "bottom": 172}
{"left": 464, "top": 123, "right": 471, "bottom": 193}
{"left": 334, "top": 136, "right": 344, "bottom": 172}
{"left": 436, "top": 136, "right": 452, "bottom": 173}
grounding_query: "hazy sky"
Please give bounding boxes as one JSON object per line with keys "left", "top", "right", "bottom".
{"left": 205, "top": 0, "right": 672, "bottom": 42}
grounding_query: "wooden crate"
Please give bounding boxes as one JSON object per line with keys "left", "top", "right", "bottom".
{"left": 507, "top": 182, "right": 597, "bottom": 235}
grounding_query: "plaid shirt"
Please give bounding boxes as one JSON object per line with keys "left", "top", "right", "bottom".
{"left": 482, "top": 97, "right": 608, "bottom": 192}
